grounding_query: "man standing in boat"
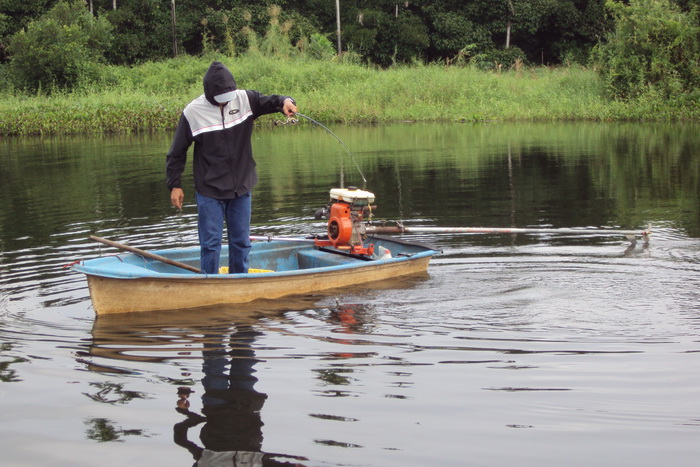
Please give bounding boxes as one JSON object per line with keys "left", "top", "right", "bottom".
{"left": 166, "top": 61, "right": 298, "bottom": 274}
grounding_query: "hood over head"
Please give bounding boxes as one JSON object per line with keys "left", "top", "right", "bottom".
{"left": 203, "top": 61, "right": 237, "bottom": 105}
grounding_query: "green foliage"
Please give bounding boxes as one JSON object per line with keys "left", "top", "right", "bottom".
{"left": 7, "top": 0, "right": 112, "bottom": 91}
{"left": 259, "top": 5, "right": 294, "bottom": 58}
{"left": 199, "top": 7, "right": 251, "bottom": 57}
{"left": 197, "top": 4, "right": 316, "bottom": 60}
{"left": 423, "top": 10, "right": 493, "bottom": 59}
{"left": 1, "top": 1, "right": 620, "bottom": 68}
{"left": 591, "top": 0, "right": 700, "bottom": 100}
{"left": 306, "top": 33, "right": 335, "bottom": 60}
{"left": 344, "top": 11, "right": 385, "bottom": 65}
{"left": 103, "top": 54, "right": 209, "bottom": 96}
{"left": 2, "top": 2, "right": 700, "bottom": 135}
{"left": 394, "top": 11, "right": 430, "bottom": 63}
{"left": 103, "top": 0, "right": 172, "bottom": 65}
{"left": 547, "top": 0, "right": 612, "bottom": 64}
{"left": 0, "top": 0, "right": 55, "bottom": 62}
{"left": 6, "top": 54, "right": 699, "bottom": 138}
{"left": 343, "top": 7, "right": 429, "bottom": 66}
{"left": 415, "top": 0, "right": 589, "bottom": 65}
{"left": 475, "top": 46, "right": 528, "bottom": 71}
{"left": 173, "top": 1, "right": 313, "bottom": 58}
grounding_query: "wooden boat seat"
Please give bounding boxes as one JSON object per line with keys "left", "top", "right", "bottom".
{"left": 296, "top": 248, "right": 364, "bottom": 269}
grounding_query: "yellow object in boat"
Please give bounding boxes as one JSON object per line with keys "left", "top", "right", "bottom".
{"left": 218, "top": 267, "right": 274, "bottom": 274}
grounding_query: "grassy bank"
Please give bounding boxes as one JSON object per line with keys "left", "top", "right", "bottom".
{"left": 1, "top": 54, "right": 698, "bottom": 136}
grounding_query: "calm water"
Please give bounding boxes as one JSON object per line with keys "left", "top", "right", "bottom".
{"left": 1, "top": 122, "right": 699, "bottom": 466}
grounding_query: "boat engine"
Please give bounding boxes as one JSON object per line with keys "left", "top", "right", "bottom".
{"left": 315, "top": 187, "right": 376, "bottom": 256}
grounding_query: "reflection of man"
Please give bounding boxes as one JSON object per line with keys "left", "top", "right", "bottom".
{"left": 174, "top": 325, "right": 306, "bottom": 466}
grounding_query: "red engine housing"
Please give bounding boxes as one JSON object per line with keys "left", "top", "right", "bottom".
{"left": 327, "top": 202, "right": 354, "bottom": 246}
{"left": 315, "top": 188, "right": 375, "bottom": 256}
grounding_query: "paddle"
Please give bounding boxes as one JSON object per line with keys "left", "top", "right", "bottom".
{"left": 89, "top": 235, "right": 201, "bottom": 273}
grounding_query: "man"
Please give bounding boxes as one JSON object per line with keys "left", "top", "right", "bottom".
{"left": 166, "top": 61, "right": 298, "bottom": 274}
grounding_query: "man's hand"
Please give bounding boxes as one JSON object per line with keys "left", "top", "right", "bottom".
{"left": 283, "top": 98, "right": 298, "bottom": 117}
{"left": 170, "top": 187, "right": 184, "bottom": 210}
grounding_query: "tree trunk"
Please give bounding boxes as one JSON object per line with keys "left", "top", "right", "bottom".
{"left": 506, "top": 0, "right": 515, "bottom": 49}
{"left": 171, "top": 0, "right": 178, "bottom": 58}
{"left": 506, "top": 20, "right": 511, "bottom": 49}
{"left": 335, "top": 0, "right": 342, "bottom": 54}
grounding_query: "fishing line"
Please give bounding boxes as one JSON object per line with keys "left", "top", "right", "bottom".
{"left": 395, "top": 160, "right": 404, "bottom": 221}
{"left": 294, "top": 112, "right": 367, "bottom": 188}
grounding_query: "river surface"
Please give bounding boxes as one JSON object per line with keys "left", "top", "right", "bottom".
{"left": 1, "top": 122, "right": 699, "bottom": 466}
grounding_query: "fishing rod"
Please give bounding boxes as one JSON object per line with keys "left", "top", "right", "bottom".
{"left": 294, "top": 112, "right": 367, "bottom": 188}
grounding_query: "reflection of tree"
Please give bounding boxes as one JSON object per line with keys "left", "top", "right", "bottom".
{"left": 0, "top": 357, "right": 26, "bottom": 382}
{"left": 82, "top": 382, "right": 151, "bottom": 404}
{"left": 0, "top": 343, "right": 27, "bottom": 383}
{"left": 314, "top": 368, "right": 355, "bottom": 386}
{"left": 84, "top": 417, "right": 148, "bottom": 443}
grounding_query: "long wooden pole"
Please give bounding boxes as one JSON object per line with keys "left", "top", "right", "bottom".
{"left": 366, "top": 225, "right": 651, "bottom": 243}
{"left": 89, "top": 235, "right": 201, "bottom": 273}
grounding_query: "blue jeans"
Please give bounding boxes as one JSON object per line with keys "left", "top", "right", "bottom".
{"left": 196, "top": 192, "right": 252, "bottom": 274}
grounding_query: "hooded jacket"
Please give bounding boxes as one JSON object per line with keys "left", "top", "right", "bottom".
{"left": 166, "top": 61, "right": 293, "bottom": 199}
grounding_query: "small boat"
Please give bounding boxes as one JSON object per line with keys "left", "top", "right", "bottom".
{"left": 73, "top": 235, "right": 438, "bottom": 315}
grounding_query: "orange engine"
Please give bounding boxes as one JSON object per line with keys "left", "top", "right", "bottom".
{"left": 315, "top": 187, "right": 375, "bottom": 256}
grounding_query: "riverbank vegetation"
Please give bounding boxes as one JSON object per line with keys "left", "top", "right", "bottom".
{"left": 2, "top": 55, "right": 692, "bottom": 137}
{"left": 1, "top": 0, "right": 699, "bottom": 136}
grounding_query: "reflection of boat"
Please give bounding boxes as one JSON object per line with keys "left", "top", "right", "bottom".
{"left": 73, "top": 235, "right": 436, "bottom": 315}
{"left": 82, "top": 305, "right": 280, "bottom": 367}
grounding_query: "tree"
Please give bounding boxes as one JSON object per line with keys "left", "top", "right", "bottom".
{"left": 102, "top": 0, "right": 172, "bottom": 64}
{"left": 411, "top": 0, "right": 611, "bottom": 66}
{"left": 343, "top": 2, "right": 429, "bottom": 66}
{"left": 8, "top": 0, "right": 112, "bottom": 90}
{"left": 591, "top": 0, "right": 700, "bottom": 99}
{"left": 0, "top": 0, "right": 56, "bottom": 62}
{"left": 533, "top": 0, "right": 611, "bottom": 64}
{"left": 4, "top": 0, "right": 682, "bottom": 69}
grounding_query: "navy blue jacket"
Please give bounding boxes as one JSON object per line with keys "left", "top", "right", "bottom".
{"left": 166, "top": 61, "right": 292, "bottom": 199}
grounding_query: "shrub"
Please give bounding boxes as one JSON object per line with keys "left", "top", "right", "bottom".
{"left": 306, "top": 33, "right": 335, "bottom": 60}
{"left": 475, "top": 46, "right": 528, "bottom": 71}
{"left": 259, "top": 5, "right": 294, "bottom": 58}
{"left": 7, "top": 0, "right": 112, "bottom": 91}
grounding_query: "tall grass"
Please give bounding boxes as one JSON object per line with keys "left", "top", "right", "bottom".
{"left": 1, "top": 54, "right": 698, "bottom": 136}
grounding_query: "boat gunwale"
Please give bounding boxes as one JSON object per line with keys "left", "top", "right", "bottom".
{"left": 72, "top": 239, "right": 438, "bottom": 281}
